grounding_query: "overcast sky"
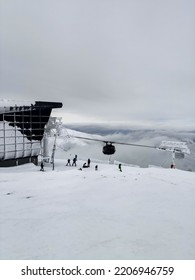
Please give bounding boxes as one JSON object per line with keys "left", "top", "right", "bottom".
{"left": 0, "top": 0, "right": 194, "bottom": 128}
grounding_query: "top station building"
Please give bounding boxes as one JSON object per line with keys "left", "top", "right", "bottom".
{"left": 0, "top": 101, "right": 63, "bottom": 167}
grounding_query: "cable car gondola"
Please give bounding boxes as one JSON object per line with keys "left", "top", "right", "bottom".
{"left": 102, "top": 143, "right": 116, "bottom": 155}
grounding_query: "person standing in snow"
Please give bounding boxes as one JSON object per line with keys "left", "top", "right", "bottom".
{"left": 72, "top": 157, "right": 77, "bottom": 166}
{"left": 66, "top": 159, "right": 71, "bottom": 166}
{"left": 40, "top": 161, "right": 44, "bottom": 171}
{"left": 87, "top": 158, "right": 91, "bottom": 167}
{"left": 118, "top": 163, "right": 122, "bottom": 172}
{"left": 95, "top": 165, "right": 98, "bottom": 171}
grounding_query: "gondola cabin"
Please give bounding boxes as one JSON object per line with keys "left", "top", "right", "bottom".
{"left": 102, "top": 143, "right": 116, "bottom": 155}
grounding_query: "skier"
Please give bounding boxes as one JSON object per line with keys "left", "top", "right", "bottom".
{"left": 87, "top": 158, "right": 91, "bottom": 167}
{"left": 95, "top": 165, "right": 98, "bottom": 171}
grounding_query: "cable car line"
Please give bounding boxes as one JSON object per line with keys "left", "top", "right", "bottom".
{"left": 69, "top": 134, "right": 158, "bottom": 155}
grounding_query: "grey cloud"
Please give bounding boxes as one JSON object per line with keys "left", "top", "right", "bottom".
{"left": 0, "top": 0, "right": 194, "bottom": 126}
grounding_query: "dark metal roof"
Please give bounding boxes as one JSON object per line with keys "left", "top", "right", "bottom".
{"left": 0, "top": 101, "right": 63, "bottom": 114}
{"left": 34, "top": 101, "right": 63, "bottom": 108}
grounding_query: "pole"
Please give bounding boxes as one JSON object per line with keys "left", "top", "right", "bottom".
{"left": 51, "top": 134, "right": 57, "bottom": 171}
{"left": 172, "top": 150, "right": 176, "bottom": 168}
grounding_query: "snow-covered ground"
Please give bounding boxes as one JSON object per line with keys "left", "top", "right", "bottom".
{"left": 0, "top": 159, "right": 195, "bottom": 260}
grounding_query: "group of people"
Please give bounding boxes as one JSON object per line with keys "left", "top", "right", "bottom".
{"left": 82, "top": 158, "right": 91, "bottom": 168}
{"left": 66, "top": 156, "right": 98, "bottom": 171}
{"left": 40, "top": 157, "right": 178, "bottom": 173}
{"left": 81, "top": 160, "right": 98, "bottom": 171}
{"left": 40, "top": 156, "right": 99, "bottom": 172}
{"left": 66, "top": 155, "right": 78, "bottom": 166}
{"left": 65, "top": 155, "right": 123, "bottom": 172}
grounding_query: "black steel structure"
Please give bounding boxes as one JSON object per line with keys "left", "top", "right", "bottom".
{"left": 0, "top": 101, "right": 62, "bottom": 167}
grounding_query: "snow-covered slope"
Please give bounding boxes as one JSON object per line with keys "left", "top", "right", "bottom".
{"left": 0, "top": 160, "right": 194, "bottom": 260}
